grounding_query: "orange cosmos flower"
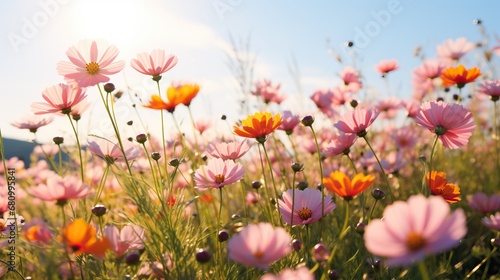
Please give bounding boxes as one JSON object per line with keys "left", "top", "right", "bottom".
{"left": 426, "top": 171, "right": 461, "bottom": 204}
{"left": 61, "top": 218, "right": 111, "bottom": 259}
{"left": 144, "top": 94, "right": 181, "bottom": 112}
{"left": 233, "top": 112, "right": 283, "bottom": 143}
{"left": 440, "top": 65, "right": 481, "bottom": 88}
{"left": 167, "top": 83, "right": 200, "bottom": 106}
{"left": 322, "top": 171, "right": 375, "bottom": 200}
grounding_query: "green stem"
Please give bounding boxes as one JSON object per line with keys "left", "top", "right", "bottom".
{"left": 309, "top": 126, "right": 324, "bottom": 218}
{"left": 362, "top": 136, "right": 394, "bottom": 202}
{"left": 341, "top": 200, "right": 350, "bottom": 234}
{"left": 290, "top": 171, "right": 297, "bottom": 233}
{"left": 261, "top": 142, "right": 281, "bottom": 224}
{"left": 368, "top": 200, "right": 378, "bottom": 222}
{"left": 60, "top": 205, "right": 76, "bottom": 279}
{"left": 90, "top": 165, "right": 110, "bottom": 221}
{"left": 66, "top": 114, "right": 84, "bottom": 182}
{"left": 494, "top": 101, "right": 500, "bottom": 186}
{"left": 155, "top": 81, "right": 170, "bottom": 181}
{"left": 257, "top": 145, "right": 275, "bottom": 226}
{"left": 345, "top": 153, "right": 358, "bottom": 174}
{"left": 418, "top": 260, "right": 431, "bottom": 280}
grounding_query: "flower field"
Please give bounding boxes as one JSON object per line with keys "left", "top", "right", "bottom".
{"left": 2, "top": 22, "right": 500, "bottom": 279}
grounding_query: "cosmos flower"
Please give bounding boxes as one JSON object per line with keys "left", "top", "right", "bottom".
{"left": 193, "top": 158, "right": 245, "bottom": 191}
{"left": 477, "top": 80, "right": 500, "bottom": 101}
{"left": 57, "top": 39, "right": 125, "bottom": 87}
{"left": 252, "top": 79, "right": 286, "bottom": 104}
{"left": 104, "top": 224, "right": 145, "bottom": 258}
{"left": 375, "top": 59, "right": 399, "bottom": 76}
{"left": 31, "top": 83, "right": 87, "bottom": 115}
{"left": 278, "top": 188, "right": 336, "bottom": 225}
{"left": 87, "top": 137, "right": 140, "bottom": 165}
{"left": 233, "top": 112, "right": 283, "bottom": 143}
{"left": 376, "top": 97, "right": 403, "bottom": 119}
{"left": 167, "top": 82, "right": 200, "bottom": 106}
{"left": 23, "top": 218, "right": 52, "bottom": 244}
{"left": 278, "top": 110, "right": 300, "bottom": 134}
{"left": 206, "top": 140, "right": 252, "bottom": 160}
{"left": 11, "top": 114, "right": 54, "bottom": 133}
{"left": 61, "top": 218, "right": 111, "bottom": 260}
{"left": 481, "top": 212, "right": 500, "bottom": 230}
{"left": 27, "top": 174, "right": 90, "bottom": 204}
{"left": 414, "top": 100, "right": 475, "bottom": 149}
{"left": 364, "top": 194, "right": 467, "bottom": 267}
{"left": 322, "top": 133, "right": 358, "bottom": 157}
{"left": 322, "top": 171, "right": 375, "bottom": 200}
{"left": 334, "top": 107, "right": 380, "bottom": 137}
{"left": 227, "top": 222, "right": 292, "bottom": 270}
{"left": 436, "top": 37, "right": 475, "bottom": 62}
{"left": 130, "top": 49, "right": 178, "bottom": 79}
{"left": 426, "top": 171, "right": 461, "bottom": 204}
{"left": 261, "top": 267, "right": 314, "bottom": 280}
{"left": 440, "top": 65, "right": 481, "bottom": 88}
{"left": 468, "top": 192, "right": 500, "bottom": 214}
{"left": 340, "top": 66, "right": 362, "bottom": 93}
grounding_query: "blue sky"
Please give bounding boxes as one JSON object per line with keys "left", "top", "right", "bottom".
{"left": 1, "top": 0, "right": 499, "bottom": 144}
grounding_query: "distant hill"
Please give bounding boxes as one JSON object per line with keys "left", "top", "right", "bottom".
{"left": 1, "top": 138, "right": 37, "bottom": 166}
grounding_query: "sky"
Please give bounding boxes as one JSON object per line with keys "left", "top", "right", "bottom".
{"left": 1, "top": 0, "right": 499, "bottom": 145}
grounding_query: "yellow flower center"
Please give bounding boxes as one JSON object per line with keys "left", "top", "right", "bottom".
{"left": 215, "top": 174, "right": 225, "bottom": 184}
{"left": 86, "top": 62, "right": 100, "bottom": 75}
{"left": 297, "top": 207, "right": 313, "bottom": 220}
{"left": 406, "top": 232, "right": 426, "bottom": 251}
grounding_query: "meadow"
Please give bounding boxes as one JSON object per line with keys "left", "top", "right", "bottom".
{"left": 2, "top": 21, "right": 500, "bottom": 280}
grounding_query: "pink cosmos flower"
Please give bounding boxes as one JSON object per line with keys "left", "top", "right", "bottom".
{"left": 477, "top": 80, "right": 500, "bottom": 101}
{"left": 310, "top": 89, "right": 337, "bottom": 118}
{"left": 31, "top": 83, "right": 87, "bottom": 115}
{"left": 413, "top": 60, "right": 448, "bottom": 81}
{"left": 414, "top": 100, "right": 475, "bottom": 149}
{"left": 104, "top": 224, "right": 145, "bottom": 257}
{"left": 334, "top": 107, "right": 380, "bottom": 137}
{"left": 193, "top": 158, "right": 245, "bottom": 190}
{"left": 206, "top": 140, "right": 252, "bottom": 161}
{"left": 227, "top": 222, "right": 292, "bottom": 270}
{"left": 340, "top": 66, "right": 362, "bottom": 93}
{"left": 70, "top": 98, "right": 92, "bottom": 121}
{"left": 194, "top": 119, "right": 212, "bottom": 135}
{"left": 278, "top": 110, "right": 300, "bottom": 134}
{"left": 131, "top": 49, "right": 178, "bottom": 79}
{"left": 468, "top": 193, "right": 500, "bottom": 214}
{"left": 252, "top": 79, "right": 286, "bottom": 104}
{"left": 261, "top": 267, "right": 314, "bottom": 280}
{"left": 28, "top": 174, "right": 90, "bottom": 203}
{"left": 33, "top": 144, "right": 59, "bottom": 158}
{"left": 376, "top": 97, "right": 403, "bottom": 119}
{"left": 11, "top": 115, "right": 54, "bottom": 133}
{"left": 375, "top": 59, "right": 399, "bottom": 76}
{"left": 57, "top": 39, "right": 125, "bottom": 87}
{"left": 87, "top": 137, "right": 140, "bottom": 165}
{"left": 436, "top": 37, "right": 474, "bottom": 62}
{"left": 322, "top": 133, "right": 357, "bottom": 157}
{"left": 404, "top": 99, "right": 420, "bottom": 118}
{"left": 482, "top": 212, "right": 500, "bottom": 230}
{"left": 364, "top": 194, "right": 467, "bottom": 267}
{"left": 390, "top": 126, "right": 418, "bottom": 150}
{"left": 278, "top": 188, "right": 336, "bottom": 226}
{"left": 330, "top": 87, "right": 353, "bottom": 106}
{"left": 376, "top": 151, "right": 407, "bottom": 174}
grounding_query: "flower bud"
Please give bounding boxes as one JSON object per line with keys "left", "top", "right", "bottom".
{"left": 350, "top": 99, "right": 358, "bottom": 108}
{"left": 53, "top": 136, "right": 64, "bottom": 145}
{"left": 292, "top": 239, "right": 302, "bottom": 251}
{"left": 136, "top": 133, "right": 147, "bottom": 144}
{"left": 91, "top": 204, "right": 107, "bottom": 217}
{"left": 355, "top": 222, "right": 365, "bottom": 235}
{"left": 251, "top": 180, "right": 262, "bottom": 190}
{"left": 169, "top": 158, "right": 180, "bottom": 167}
{"left": 103, "top": 83, "right": 115, "bottom": 93}
{"left": 151, "top": 152, "right": 161, "bottom": 161}
{"left": 312, "top": 243, "right": 330, "bottom": 262}
{"left": 296, "top": 181, "right": 308, "bottom": 190}
{"left": 125, "top": 251, "right": 141, "bottom": 265}
{"left": 218, "top": 230, "right": 229, "bottom": 242}
{"left": 291, "top": 162, "right": 304, "bottom": 173}
{"left": 195, "top": 249, "right": 211, "bottom": 263}
{"left": 328, "top": 270, "right": 340, "bottom": 280}
{"left": 300, "top": 115, "right": 315, "bottom": 127}
{"left": 371, "top": 188, "right": 386, "bottom": 200}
